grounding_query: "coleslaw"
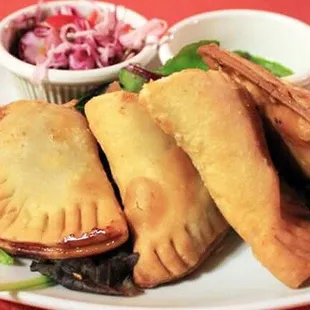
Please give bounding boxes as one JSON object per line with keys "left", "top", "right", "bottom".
{"left": 10, "top": 1, "right": 167, "bottom": 81}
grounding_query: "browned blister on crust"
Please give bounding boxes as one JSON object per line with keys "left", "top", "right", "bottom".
{"left": 140, "top": 69, "right": 310, "bottom": 288}
{"left": 0, "top": 100, "right": 128, "bottom": 259}
{"left": 198, "top": 44, "right": 310, "bottom": 178}
{"left": 85, "top": 91, "right": 229, "bottom": 288}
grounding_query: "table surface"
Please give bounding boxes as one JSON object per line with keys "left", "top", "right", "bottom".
{"left": 1, "top": 0, "right": 310, "bottom": 309}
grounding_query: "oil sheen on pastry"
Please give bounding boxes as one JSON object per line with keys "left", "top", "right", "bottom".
{"left": 140, "top": 69, "right": 310, "bottom": 288}
{"left": 0, "top": 100, "right": 128, "bottom": 259}
{"left": 85, "top": 91, "right": 229, "bottom": 288}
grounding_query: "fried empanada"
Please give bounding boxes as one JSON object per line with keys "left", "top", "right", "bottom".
{"left": 85, "top": 91, "right": 229, "bottom": 288}
{"left": 140, "top": 69, "right": 310, "bottom": 288}
{"left": 0, "top": 100, "right": 128, "bottom": 259}
{"left": 198, "top": 43, "right": 310, "bottom": 179}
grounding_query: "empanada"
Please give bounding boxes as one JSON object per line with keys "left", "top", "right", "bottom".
{"left": 0, "top": 100, "right": 128, "bottom": 259}
{"left": 140, "top": 69, "right": 310, "bottom": 288}
{"left": 198, "top": 43, "right": 310, "bottom": 179}
{"left": 85, "top": 91, "right": 229, "bottom": 288}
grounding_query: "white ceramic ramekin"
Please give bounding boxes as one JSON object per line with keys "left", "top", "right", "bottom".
{"left": 0, "top": 1, "right": 157, "bottom": 103}
{"left": 159, "top": 9, "right": 310, "bottom": 88}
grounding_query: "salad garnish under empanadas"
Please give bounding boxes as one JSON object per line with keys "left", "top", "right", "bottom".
{"left": 0, "top": 100, "right": 128, "bottom": 259}
{"left": 85, "top": 90, "right": 229, "bottom": 288}
{"left": 140, "top": 69, "right": 310, "bottom": 288}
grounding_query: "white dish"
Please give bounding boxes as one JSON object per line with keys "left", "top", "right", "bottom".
{"left": 1, "top": 67, "right": 310, "bottom": 310}
{"left": 159, "top": 9, "right": 310, "bottom": 88}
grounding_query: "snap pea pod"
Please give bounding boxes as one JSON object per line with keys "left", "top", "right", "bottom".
{"left": 119, "top": 64, "right": 165, "bottom": 93}
{"left": 119, "top": 41, "right": 293, "bottom": 92}
{"left": 118, "top": 68, "right": 147, "bottom": 93}
{"left": 0, "top": 249, "right": 14, "bottom": 265}
{"left": 0, "top": 275, "right": 54, "bottom": 291}
{"left": 234, "top": 50, "right": 294, "bottom": 78}
{"left": 119, "top": 40, "right": 219, "bottom": 92}
{"left": 158, "top": 40, "right": 219, "bottom": 75}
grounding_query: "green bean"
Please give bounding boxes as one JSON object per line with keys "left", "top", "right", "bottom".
{"left": 0, "top": 249, "right": 14, "bottom": 265}
{"left": 0, "top": 275, "right": 54, "bottom": 291}
{"left": 234, "top": 50, "right": 293, "bottom": 77}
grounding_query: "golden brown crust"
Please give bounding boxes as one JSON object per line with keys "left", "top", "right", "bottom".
{"left": 0, "top": 100, "right": 128, "bottom": 259}
{"left": 85, "top": 91, "right": 229, "bottom": 288}
{"left": 140, "top": 69, "right": 310, "bottom": 288}
{"left": 198, "top": 44, "right": 310, "bottom": 178}
{"left": 198, "top": 43, "right": 310, "bottom": 122}
{"left": 0, "top": 226, "right": 125, "bottom": 259}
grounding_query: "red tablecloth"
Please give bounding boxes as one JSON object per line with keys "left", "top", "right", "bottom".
{"left": 1, "top": 0, "right": 310, "bottom": 309}
{"left": 1, "top": 0, "right": 310, "bottom": 25}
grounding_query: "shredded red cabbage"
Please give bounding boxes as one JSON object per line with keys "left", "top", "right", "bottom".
{"left": 10, "top": 1, "right": 167, "bottom": 82}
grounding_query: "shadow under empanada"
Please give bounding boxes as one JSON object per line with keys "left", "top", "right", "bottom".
{"left": 186, "top": 230, "right": 243, "bottom": 281}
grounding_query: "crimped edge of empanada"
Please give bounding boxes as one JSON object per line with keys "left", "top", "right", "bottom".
{"left": 0, "top": 226, "right": 128, "bottom": 259}
{"left": 134, "top": 227, "right": 230, "bottom": 288}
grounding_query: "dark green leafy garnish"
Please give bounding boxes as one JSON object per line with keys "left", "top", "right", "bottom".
{"left": 75, "top": 83, "right": 110, "bottom": 114}
{"left": 234, "top": 50, "right": 293, "bottom": 77}
{"left": 30, "top": 252, "right": 141, "bottom": 296}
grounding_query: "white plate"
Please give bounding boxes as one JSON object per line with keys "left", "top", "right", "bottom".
{"left": 0, "top": 66, "right": 310, "bottom": 310}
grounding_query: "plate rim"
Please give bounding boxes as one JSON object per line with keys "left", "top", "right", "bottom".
{"left": 1, "top": 288, "right": 310, "bottom": 310}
